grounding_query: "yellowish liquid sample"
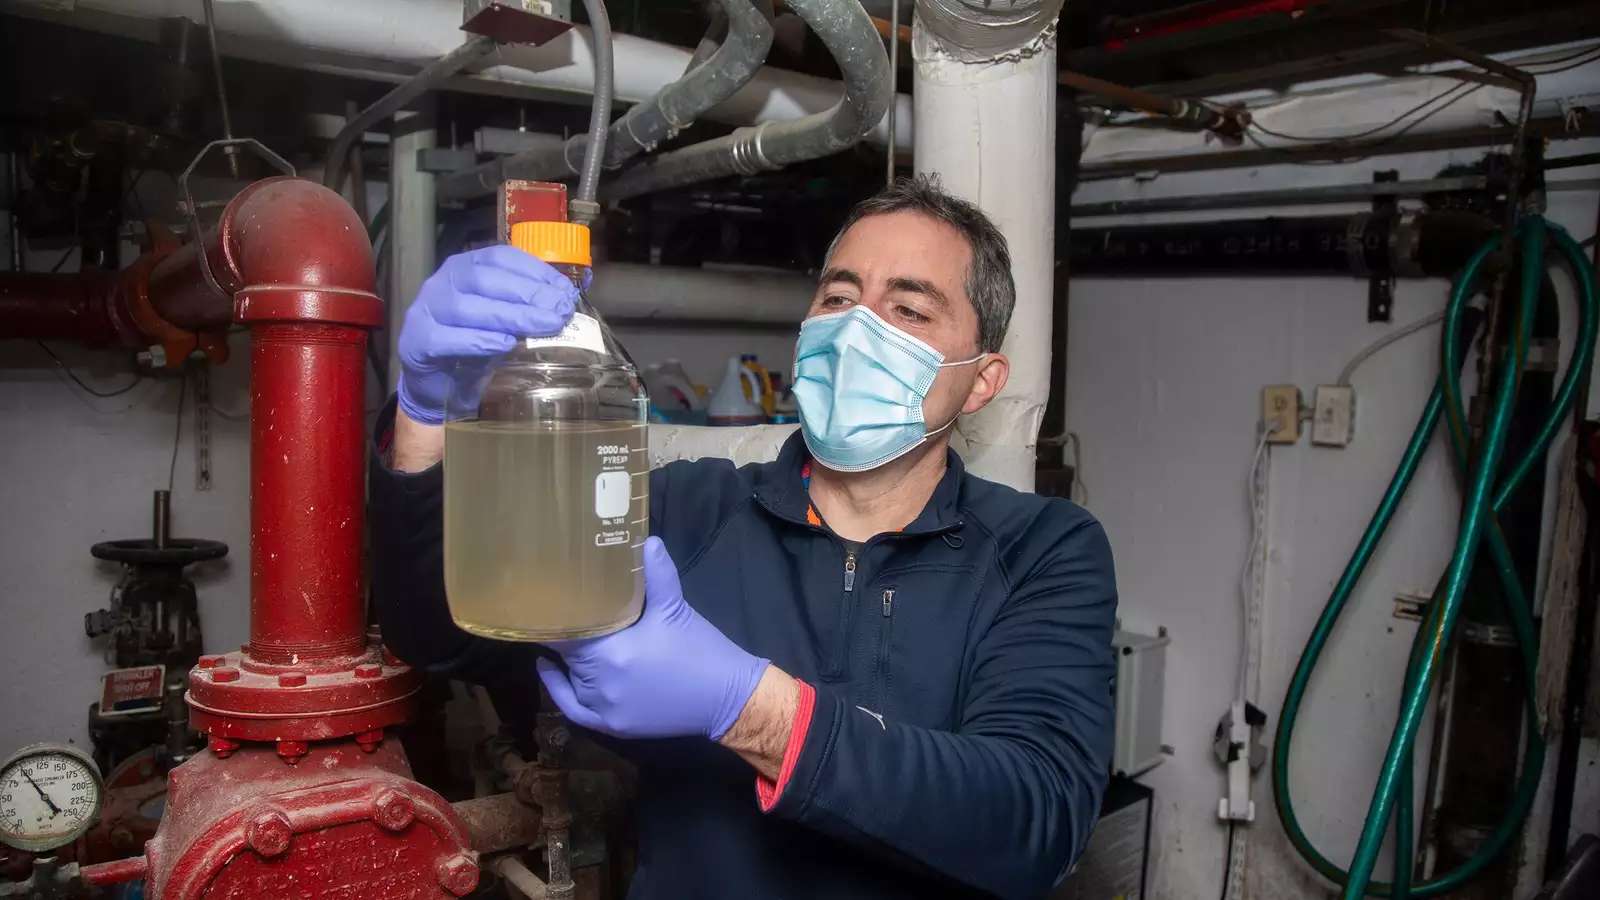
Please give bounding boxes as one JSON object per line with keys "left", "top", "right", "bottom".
{"left": 444, "top": 420, "right": 647, "bottom": 641}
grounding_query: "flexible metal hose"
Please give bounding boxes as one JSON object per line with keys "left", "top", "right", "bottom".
{"left": 571, "top": 0, "right": 615, "bottom": 220}
{"left": 1272, "top": 217, "right": 1598, "bottom": 898}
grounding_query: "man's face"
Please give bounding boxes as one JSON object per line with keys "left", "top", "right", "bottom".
{"left": 805, "top": 210, "right": 1007, "bottom": 432}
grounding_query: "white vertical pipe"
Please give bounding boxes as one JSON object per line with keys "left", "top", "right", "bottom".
{"left": 912, "top": 16, "right": 1057, "bottom": 491}
{"left": 387, "top": 111, "right": 437, "bottom": 393}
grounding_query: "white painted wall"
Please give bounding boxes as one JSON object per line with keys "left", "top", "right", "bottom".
{"left": 1067, "top": 139, "right": 1599, "bottom": 899}
{"left": 0, "top": 313, "right": 254, "bottom": 752}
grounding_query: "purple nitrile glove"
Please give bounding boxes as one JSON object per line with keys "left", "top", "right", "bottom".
{"left": 536, "top": 537, "right": 770, "bottom": 741}
{"left": 396, "top": 245, "right": 579, "bottom": 425}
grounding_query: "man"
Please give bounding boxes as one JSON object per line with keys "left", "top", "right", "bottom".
{"left": 371, "top": 176, "right": 1117, "bottom": 899}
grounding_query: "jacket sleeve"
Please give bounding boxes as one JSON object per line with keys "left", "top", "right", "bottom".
{"left": 763, "top": 518, "right": 1118, "bottom": 899}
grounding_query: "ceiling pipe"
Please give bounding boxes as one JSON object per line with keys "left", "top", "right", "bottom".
{"left": 9, "top": 0, "right": 913, "bottom": 150}
{"left": 601, "top": 0, "right": 892, "bottom": 202}
{"left": 912, "top": 1, "right": 1061, "bottom": 493}
{"left": 591, "top": 262, "right": 813, "bottom": 324}
{"left": 916, "top": 0, "right": 1062, "bottom": 61}
{"left": 438, "top": 0, "right": 776, "bottom": 204}
{"left": 323, "top": 35, "right": 498, "bottom": 194}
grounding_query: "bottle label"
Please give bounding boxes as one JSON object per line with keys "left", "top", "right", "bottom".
{"left": 523, "top": 312, "right": 606, "bottom": 355}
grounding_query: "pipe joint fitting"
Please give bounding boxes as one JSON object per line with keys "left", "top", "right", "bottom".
{"left": 728, "top": 122, "right": 777, "bottom": 176}
{"left": 915, "top": 0, "right": 1065, "bottom": 61}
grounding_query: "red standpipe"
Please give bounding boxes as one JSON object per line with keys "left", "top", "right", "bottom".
{"left": 162, "top": 178, "right": 418, "bottom": 747}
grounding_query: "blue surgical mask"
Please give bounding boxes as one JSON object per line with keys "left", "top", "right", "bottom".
{"left": 792, "top": 305, "right": 985, "bottom": 472}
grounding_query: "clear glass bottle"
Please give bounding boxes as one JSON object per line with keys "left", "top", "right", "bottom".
{"left": 443, "top": 221, "right": 649, "bottom": 641}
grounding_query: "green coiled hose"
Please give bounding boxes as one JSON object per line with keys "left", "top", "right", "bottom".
{"left": 1272, "top": 216, "right": 1599, "bottom": 899}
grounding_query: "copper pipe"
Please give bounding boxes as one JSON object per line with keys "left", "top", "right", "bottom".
{"left": 1058, "top": 69, "right": 1245, "bottom": 138}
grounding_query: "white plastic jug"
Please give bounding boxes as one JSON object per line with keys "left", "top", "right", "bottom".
{"left": 707, "top": 356, "right": 767, "bottom": 426}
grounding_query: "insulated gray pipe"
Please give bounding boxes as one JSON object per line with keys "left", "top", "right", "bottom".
{"left": 601, "top": 0, "right": 891, "bottom": 202}
{"left": 437, "top": 0, "right": 774, "bottom": 204}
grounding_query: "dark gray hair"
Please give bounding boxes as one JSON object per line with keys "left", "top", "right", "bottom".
{"left": 823, "top": 174, "right": 1015, "bottom": 354}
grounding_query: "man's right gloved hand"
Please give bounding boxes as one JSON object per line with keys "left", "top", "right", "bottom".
{"left": 396, "top": 245, "right": 579, "bottom": 425}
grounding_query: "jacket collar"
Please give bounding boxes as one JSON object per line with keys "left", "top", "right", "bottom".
{"left": 753, "top": 431, "right": 966, "bottom": 535}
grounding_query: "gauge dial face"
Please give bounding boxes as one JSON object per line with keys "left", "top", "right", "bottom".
{"left": 0, "top": 745, "right": 104, "bottom": 852}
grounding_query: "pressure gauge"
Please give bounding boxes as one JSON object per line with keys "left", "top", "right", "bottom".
{"left": 0, "top": 744, "right": 105, "bottom": 853}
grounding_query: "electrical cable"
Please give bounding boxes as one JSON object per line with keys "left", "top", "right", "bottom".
{"left": 1239, "top": 43, "right": 1598, "bottom": 164}
{"left": 34, "top": 341, "right": 143, "bottom": 398}
{"left": 1336, "top": 311, "right": 1447, "bottom": 386}
{"left": 1524, "top": 47, "right": 1600, "bottom": 75}
{"left": 1238, "top": 426, "right": 1272, "bottom": 701}
{"left": 1248, "top": 81, "right": 1478, "bottom": 144}
{"left": 1273, "top": 218, "right": 1598, "bottom": 898}
{"left": 168, "top": 371, "right": 187, "bottom": 493}
{"left": 1220, "top": 821, "right": 1237, "bottom": 900}
{"left": 1244, "top": 83, "right": 1485, "bottom": 164}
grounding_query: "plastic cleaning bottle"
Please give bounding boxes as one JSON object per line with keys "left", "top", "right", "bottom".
{"left": 442, "top": 221, "right": 649, "bottom": 641}
{"left": 707, "top": 355, "right": 767, "bottom": 426}
{"left": 740, "top": 353, "right": 775, "bottom": 415}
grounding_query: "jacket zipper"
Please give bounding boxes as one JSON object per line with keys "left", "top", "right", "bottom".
{"left": 823, "top": 547, "right": 858, "bottom": 680}
{"left": 878, "top": 588, "right": 895, "bottom": 671}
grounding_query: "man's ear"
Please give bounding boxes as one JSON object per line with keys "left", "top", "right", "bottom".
{"left": 961, "top": 353, "right": 1009, "bottom": 415}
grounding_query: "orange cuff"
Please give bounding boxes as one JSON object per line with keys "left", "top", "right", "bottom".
{"left": 756, "top": 680, "right": 816, "bottom": 812}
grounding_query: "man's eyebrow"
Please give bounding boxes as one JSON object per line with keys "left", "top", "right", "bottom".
{"left": 818, "top": 267, "right": 863, "bottom": 290}
{"left": 886, "top": 276, "right": 950, "bottom": 309}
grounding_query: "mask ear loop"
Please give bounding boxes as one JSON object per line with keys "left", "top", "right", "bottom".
{"left": 923, "top": 351, "right": 989, "bottom": 437}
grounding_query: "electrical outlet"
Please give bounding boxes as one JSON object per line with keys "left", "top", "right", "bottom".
{"left": 1312, "top": 385, "right": 1355, "bottom": 447}
{"left": 1261, "top": 385, "right": 1301, "bottom": 444}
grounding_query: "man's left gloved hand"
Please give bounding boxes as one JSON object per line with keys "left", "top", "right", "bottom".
{"left": 536, "top": 537, "right": 770, "bottom": 741}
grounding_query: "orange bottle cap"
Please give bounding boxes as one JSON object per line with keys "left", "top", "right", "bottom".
{"left": 510, "top": 221, "right": 591, "bottom": 267}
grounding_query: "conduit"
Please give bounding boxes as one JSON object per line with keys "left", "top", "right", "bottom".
{"left": 912, "top": 1, "right": 1061, "bottom": 491}
{"left": 438, "top": 0, "right": 775, "bottom": 204}
{"left": 601, "top": 0, "right": 891, "bottom": 202}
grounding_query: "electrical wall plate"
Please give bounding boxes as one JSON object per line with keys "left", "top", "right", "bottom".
{"left": 1312, "top": 385, "right": 1356, "bottom": 447}
{"left": 1261, "top": 385, "right": 1301, "bottom": 444}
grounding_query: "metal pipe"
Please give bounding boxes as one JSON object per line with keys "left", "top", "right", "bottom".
{"left": 1070, "top": 175, "right": 1489, "bottom": 217}
{"left": 453, "top": 793, "right": 545, "bottom": 854}
{"left": 80, "top": 856, "right": 149, "bottom": 886}
{"left": 536, "top": 711, "right": 574, "bottom": 900}
{"left": 589, "top": 262, "right": 811, "bottom": 323}
{"left": 1070, "top": 212, "right": 1498, "bottom": 278}
{"left": 493, "top": 855, "right": 550, "bottom": 899}
{"left": 322, "top": 36, "right": 498, "bottom": 193}
{"left": 1058, "top": 68, "right": 1242, "bottom": 136}
{"left": 153, "top": 489, "right": 171, "bottom": 550}
{"left": 343, "top": 100, "right": 371, "bottom": 224}
{"left": 602, "top": 0, "right": 891, "bottom": 201}
{"left": 0, "top": 270, "right": 121, "bottom": 343}
{"left": 437, "top": 0, "right": 774, "bottom": 204}
{"left": 886, "top": 0, "right": 899, "bottom": 185}
{"left": 200, "top": 0, "right": 238, "bottom": 179}
{"left": 1381, "top": 27, "right": 1539, "bottom": 470}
